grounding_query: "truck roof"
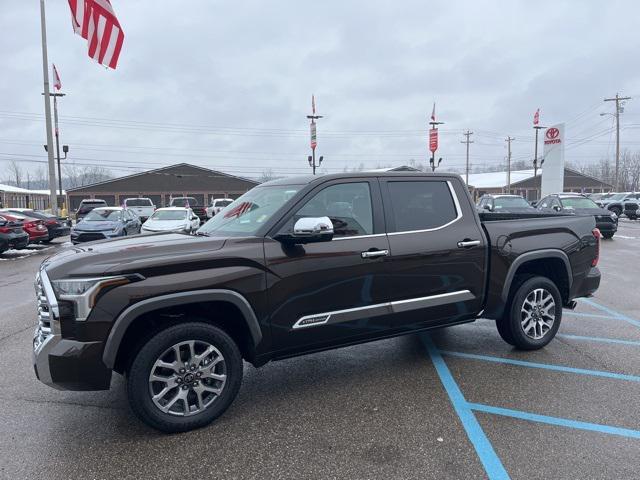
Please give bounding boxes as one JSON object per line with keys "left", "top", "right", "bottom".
{"left": 261, "top": 171, "right": 460, "bottom": 187}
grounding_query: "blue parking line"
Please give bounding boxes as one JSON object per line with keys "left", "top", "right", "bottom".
{"left": 581, "top": 298, "right": 640, "bottom": 328}
{"left": 468, "top": 403, "right": 640, "bottom": 440}
{"left": 421, "top": 335, "right": 510, "bottom": 480}
{"left": 563, "top": 311, "right": 617, "bottom": 320}
{"left": 558, "top": 333, "right": 640, "bottom": 347}
{"left": 440, "top": 350, "right": 640, "bottom": 383}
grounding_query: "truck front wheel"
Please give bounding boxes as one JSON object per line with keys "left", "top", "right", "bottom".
{"left": 497, "top": 275, "right": 562, "bottom": 350}
{"left": 126, "top": 322, "right": 243, "bottom": 433}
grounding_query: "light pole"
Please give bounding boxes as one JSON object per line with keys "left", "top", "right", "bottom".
{"left": 307, "top": 95, "right": 323, "bottom": 175}
{"left": 533, "top": 125, "right": 545, "bottom": 199}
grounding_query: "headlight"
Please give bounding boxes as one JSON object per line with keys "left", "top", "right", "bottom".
{"left": 51, "top": 276, "right": 131, "bottom": 320}
{"left": 611, "top": 212, "right": 617, "bottom": 219}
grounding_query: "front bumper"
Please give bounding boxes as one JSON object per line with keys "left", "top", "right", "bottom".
{"left": 595, "top": 221, "right": 617, "bottom": 233}
{"left": 33, "top": 332, "right": 112, "bottom": 391}
{"left": 71, "top": 230, "right": 122, "bottom": 243}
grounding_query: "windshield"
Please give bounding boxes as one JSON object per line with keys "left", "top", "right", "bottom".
{"left": 150, "top": 210, "right": 187, "bottom": 221}
{"left": 561, "top": 197, "right": 599, "bottom": 209}
{"left": 197, "top": 185, "right": 301, "bottom": 236}
{"left": 84, "top": 209, "right": 122, "bottom": 221}
{"left": 214, "top": 199, "right": 233, "bottom": 207}
{"left": 126, "top": 199, "right": 153, "bottom": 207}
{"left": 608, "top": 193, "right": 627, "bottom": 200}
{"left": 493, "top": 196, "right": 531, "bottom": 209}
{"left": 172, "top": 198, "right": 197, "bottom": 207}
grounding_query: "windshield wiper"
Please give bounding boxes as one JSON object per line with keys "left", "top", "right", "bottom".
{"left": 194, "top": 231, "right": 210, "bottom": 236}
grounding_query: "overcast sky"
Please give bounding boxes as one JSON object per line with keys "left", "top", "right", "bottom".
{"left": 1, "top": 0, "right": 640, "bottom": 181}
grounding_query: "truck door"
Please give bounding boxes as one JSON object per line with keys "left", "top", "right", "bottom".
{"left": 265, "top": 179, "right": 392, "bottom": 356}
{"left": 379, "top": 177, "right": 486, "bottom": 331}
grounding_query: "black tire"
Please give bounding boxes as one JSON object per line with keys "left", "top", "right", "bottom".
{"left": 497, "top": 275, "right": 562, "bottom": 350}
{"left": 602, "top": 232, "right": 614, "bottom": 239}
{"left": 126, "top": 322, "right": 243, "bottom": 433}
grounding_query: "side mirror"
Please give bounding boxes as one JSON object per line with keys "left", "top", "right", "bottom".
{"left": 276, "top": 216, "right": 334, "bottom": 244}
{"left": 192, "top": 215, "right": 199, "bottom": 220}
{"left": 483, "top": 204, "right": 492, "bottom": 211}
{"left": 553, "top": 205, "right": 562, "bottom": 212}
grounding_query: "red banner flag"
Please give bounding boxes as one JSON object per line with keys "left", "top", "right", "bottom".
{"left": 52, "top": 64, "right": 62, "bottom": 91}
{"left": 68, "top": 0, "right": 125, "bottom": 69}
{"left": 429, "top": 128, "right": 438, "bottom": 153}
{"left": 533, "top": 108, "right": 540, "bottom": 126}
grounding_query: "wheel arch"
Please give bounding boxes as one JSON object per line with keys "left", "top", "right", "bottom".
{"left": 103, "top": 289, "right": 262, "bottom": 371}
{"left": 501, "top": 250, "right": 572, "bottom": 304}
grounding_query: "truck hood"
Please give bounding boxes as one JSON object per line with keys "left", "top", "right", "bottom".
{"left": 43, "top": 233, "right": 227, "bottom": 279}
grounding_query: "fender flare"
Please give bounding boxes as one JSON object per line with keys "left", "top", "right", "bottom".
{"left": 102, "top": 289, "right": 262, "bottom": 369}
{"left": 501, "top": 249, "right": 573, "bottom": 302}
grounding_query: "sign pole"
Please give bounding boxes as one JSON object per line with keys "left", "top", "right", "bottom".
{"left": 307, "top": 95, "right": 323, "bottom": 175}
{"left": 39, "top": 0, "right": 58, "bottom": 214}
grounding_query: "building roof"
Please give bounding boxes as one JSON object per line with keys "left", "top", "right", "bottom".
{"left": 66, "top": 163, "right": 259, "bottom": 193}
{"left": 0, "top": 184, "right": 61, "bottom": 195}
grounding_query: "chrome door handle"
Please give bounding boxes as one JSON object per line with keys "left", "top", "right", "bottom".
{"left": 361, "top": 249, "right": 389, "bottom": 259}
{"left": 457, "top": 240, "right": 481, "bottom": 248}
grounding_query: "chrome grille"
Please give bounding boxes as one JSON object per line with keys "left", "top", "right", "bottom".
{"left": 33, "top": 272, "right": 53, "bottom": 350}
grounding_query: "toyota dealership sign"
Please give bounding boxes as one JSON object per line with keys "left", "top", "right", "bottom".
{"left": 541, "top": 123, "right": 565, "bottom": 197}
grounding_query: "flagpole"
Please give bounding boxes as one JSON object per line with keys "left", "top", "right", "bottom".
{"left": 39, "top": 0, "right": 58, "bottom": 215}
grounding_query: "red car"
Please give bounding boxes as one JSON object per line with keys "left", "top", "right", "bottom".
{"left": 0, "top": 213, "right": 48, "bottom": 244}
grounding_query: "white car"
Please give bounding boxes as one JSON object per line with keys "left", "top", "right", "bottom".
{"left": 206, "top": 198, "right": 234, "bottom": 218}
{"left": 141, "top": 207, "right": 200, "bottom": 234}
{"left": 123, "top": 197, "right": 156, "bottom": 221}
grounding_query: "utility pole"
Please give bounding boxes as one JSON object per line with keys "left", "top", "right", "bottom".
{"left": 461, "top": 130, "right": 473, "bottom": 185}
{"left": 306, "top": 95, "right": 323, "bottom": 175}
{"left": 533, "top": 125, "right": 545, "bottom": 199}
{"left": 505, "top": 136, "right": 514, "bottom": 193}
{"left": 604, "top": 93, "right": 631, "bottom": 191}
{"left": 39, "top": 0, "right": 58, "bottom": 215}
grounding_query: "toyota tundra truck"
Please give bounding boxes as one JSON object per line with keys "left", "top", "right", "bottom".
{"left": 32, "top": 172, "right": 601, "bottom": 432}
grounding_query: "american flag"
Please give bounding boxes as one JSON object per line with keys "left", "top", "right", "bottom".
{"left": 68, "top": 0, "right": 125, "bottom": 69}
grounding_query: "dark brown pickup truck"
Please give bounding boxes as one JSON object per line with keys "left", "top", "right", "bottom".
{"left": 33, "top": 172, "right": 601, "bottom": 432}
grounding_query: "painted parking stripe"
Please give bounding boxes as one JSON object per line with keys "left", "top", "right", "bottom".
{"left": 562, "top": 311, "right": 617, "bottom": 320}
{"left": 580, "top": 299, "right": 640, "bottom": 328}
{"left": 440, "top": 350, "right": 640, "bottom": 383}
{"left": 422, "top": 335, "right": 510, "bottom": 480}
{"left": 468, "top": 403, "right": 640, "bottom": 440}
{"left": 558, "top": 333, "right": 640, "bottom": 347}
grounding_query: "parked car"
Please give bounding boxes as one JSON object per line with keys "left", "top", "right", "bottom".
{"left": 537, "top": 193, "right": 618, "bottom": 238}
{"left": 33, "top": 172, "right": 601, "bottom": 433}
{"left": 123, "top": 197, "right": 155, "bottom": 222}
{"left": 0, "top": 214, "right": 29, "bottom": 252}
{"left": 71, "top": 207, "right": 141, "bottom": 244}
{"left": 2, "top": 208, "right": 70, "bottom": 241}
{"left": 594, "top": 192, "right": 640, "bottom": 217}
{"left": 206, "top": 198, "right": 234, "bottom": 218}
{"left": 623, "top": 200, "right": 639, "bottom": 220}
{"left": 141, "top": 207, "right": 200, "bottom": 234}
{"left": 0, "top": 212, "right": 48, "bottom": 244}
{"left": 75, "top": 199, "right": 108, "bottom": 222}
{"left": 477, "top": 194, "right": 536, "bottom": 213}
{"left": 169, "top": 197, "right": 208, "bottom": 223}
{"left": 588, "top": 192, "right": 613, "bottom": 203}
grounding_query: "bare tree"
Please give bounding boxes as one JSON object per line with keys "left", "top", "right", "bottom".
{"left": 258, "top": 168, "right": 280, "bottom": 183}
{"left": 7, "top": 160, "right": 23, "bottom": 187}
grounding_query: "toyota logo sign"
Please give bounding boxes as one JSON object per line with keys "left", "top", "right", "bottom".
{"left": 546, "top": 128, "right": 560, "bottom": 140}
{"left": 544, "top": 127, "right": 561, "bottom": 145}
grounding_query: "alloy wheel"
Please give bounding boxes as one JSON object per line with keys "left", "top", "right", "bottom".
{"left": 148, "top": 340, "right": 227, "bottom": 416}
{"left": 520, "top": 288, "right": 555, "bottom": 340}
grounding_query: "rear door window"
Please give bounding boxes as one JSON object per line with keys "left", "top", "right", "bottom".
{"left": 386, "top": 181, "right": 458, "bottom": 232}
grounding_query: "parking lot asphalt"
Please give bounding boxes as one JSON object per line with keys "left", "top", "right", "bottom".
{"left": 1, "top": 222, "right": 640, "bottom": 479}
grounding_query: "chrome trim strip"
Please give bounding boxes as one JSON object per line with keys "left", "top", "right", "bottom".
{"left": 332, "top": 233, "right": 387, "bottom": 241}
{"left": 292, "top": 289, "right": 474, "bottom": 329}
{"left": 388, "top": 181, "right": 463, "bottom": 235}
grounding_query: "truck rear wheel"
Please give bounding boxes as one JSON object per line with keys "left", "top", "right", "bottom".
{"left": 126, "top": 322, "right": 243, "bottom": 433}
{"left": 497, "top": 275, "right": 562, "bottom": 350}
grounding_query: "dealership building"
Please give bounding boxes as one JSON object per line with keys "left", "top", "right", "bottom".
{"left": 65, "top": 163, "right": 259, "bottom": 210}
{"left": 466, "top": 167, "right": 614, "bottom": 201}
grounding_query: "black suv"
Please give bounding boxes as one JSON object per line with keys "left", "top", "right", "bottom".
{"left": 537, "top": 193, "right": 618, "bottom": 238}
{"left": 477, "top": 194, "right": 536, "bottom": 213}
{"left": 33, "top": 173, "right": 600, "bottom": 432}
{"left": 75, "top": 199, "right": 108, "bottom": 222}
